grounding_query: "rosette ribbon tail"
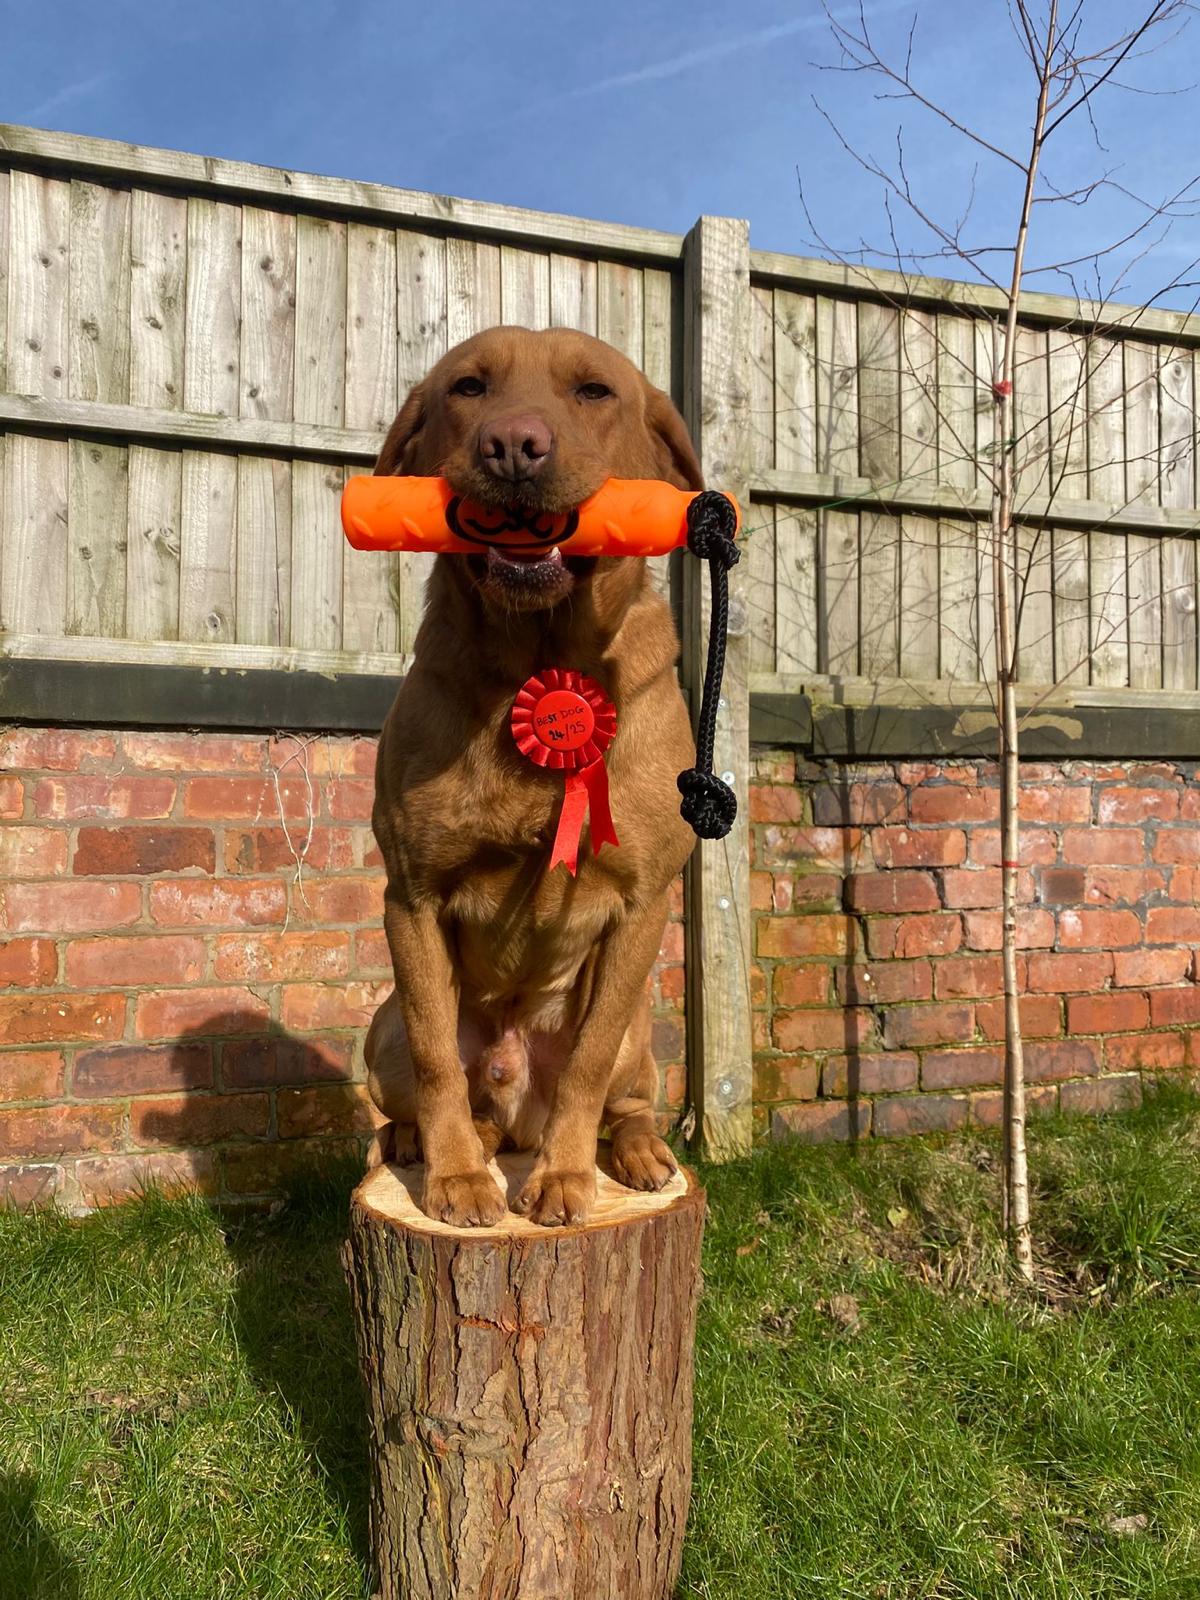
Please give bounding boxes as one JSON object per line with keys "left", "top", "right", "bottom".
{"left": 549, "top": 759, "right": 620, "bottom": 876}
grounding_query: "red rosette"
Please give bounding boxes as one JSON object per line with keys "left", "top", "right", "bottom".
{"left": 511, "top": 670, "right": 619, "bottom": 874}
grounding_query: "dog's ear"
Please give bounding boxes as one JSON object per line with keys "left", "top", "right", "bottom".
{"left": 644, "top": 384, "right": 704, "bottom": 491}
{"left": 374, "top": 383, "right": 427, "bottom": 476}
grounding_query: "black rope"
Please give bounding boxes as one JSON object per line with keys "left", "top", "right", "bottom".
{"left": 677, "top": 490, "right": 740, "bottom": 840}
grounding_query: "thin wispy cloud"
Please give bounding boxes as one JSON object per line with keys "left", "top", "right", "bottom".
{"left": 26, "top": 70, "right": 114, "bottom": 125}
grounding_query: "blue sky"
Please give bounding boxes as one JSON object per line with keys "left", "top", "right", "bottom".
{"left": 4, "top": 0, "right": 1197, "bottom": 308}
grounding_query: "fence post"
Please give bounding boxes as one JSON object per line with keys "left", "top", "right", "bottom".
{"left": 680, "top": 215, "right": 753, "bottom": 1160}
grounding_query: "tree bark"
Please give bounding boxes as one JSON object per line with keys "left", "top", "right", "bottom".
{"left": 342, "top": 1148, "right": 706, "bottom": 1600}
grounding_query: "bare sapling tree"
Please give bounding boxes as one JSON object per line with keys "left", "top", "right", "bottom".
{"left": 802, "top": 0, "right": 1200, "bottom": 1278}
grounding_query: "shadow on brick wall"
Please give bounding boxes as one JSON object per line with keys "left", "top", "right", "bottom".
{"left": 0, "top": 1472, "right": 81, "bottom": 1599}
{"left": 834, "top": 767, "right": 866, "bottom": 1148}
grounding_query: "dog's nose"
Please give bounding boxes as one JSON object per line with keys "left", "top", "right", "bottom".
{"left": 479, "top": 414, "right": 553, "bottom": 482}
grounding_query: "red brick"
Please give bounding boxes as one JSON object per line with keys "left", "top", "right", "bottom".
{"left": 752, "top": 752, "right": 796, "bottom": 785}
{"left": 0, "top": 1102, "right": 123, "bottom": 1158}
{"left": 1147, "top": 907, "right": 1200, "bottom": 945}
{"left": 835, "top": 961, "right": 931, "bottom": 1004}
{"left": 749, "top": 963, "right": 768, "bottom": 1008}
{"left": 787, "top": 874, "right": 843, "bottom": 910}
{"left": 933, "top": 954, "right": 1007, "bottom": 1000}
{"left": 921, "top": 1049, "right": 1003, "bottom": 1089}
{"left": 811, "top": 781, "right": 906, "bottom": 826}
{"left": 327, "top": 778, "right": 376, "bottom": 821}
{"left": 74, "top": 1150, "right": 220, "bottom": 1206}
{"left": 0, "top": 777, "right": 22, "bottom": 818}
{"left": 74, "top": 1042, "right": 214, "bottom": 1098}
{"left": 1, "top": 881, "right": 141, "bottom": 933}
{"left": 220, "top": 1135, "right": 365, "bottom": 1195}
{"left": 0, "top": 729, "right": 116, "bottom": 772}
{"left": 942, "top": 868, "right": 1018, "bottom": 910}
{"left": 0, "top": 1163, "right": 62, "bottom": 1208}
{"left": 976, "top": 995, "right": 1062, "bottom": 1039}
{"left": 0, "top": 938, "right": 57, "bottom": 988}
{"left": 277, "top": 1083, "right": 376, "bottom": 1139}
{"left": 846, "top": 872, "right": 939, "bottom": 914}
{"left": 0, "top": 826, "right": 68, "bottom": 878}
{"left": 656, "top": 963, "right": 684, "bottom": 1003}
{"left": 65, "top": 935, "right": 207, "bottom": 987}
{"left": 872, "top": 828, "right": 965, "bottom": 869}
{"left": 0, "top": 992, "right": 124, "bottom": 1046}
{"left": 149, "top": 880, "right": 286, "bottom": 928}
{"left": 881, "top": 1003, "right": 974, "bottom": 1049}
{"left": 269, "top": 735, "right": 377, "bottom": 778}
{"left": 214, "top": 931, "right": 350, "bottom": 982}
{"left": 772, "top": 1008, "right": 874, "bottom": 1054}
{"left": 873, "top": 1093, "right": 969, "bottom": 1137}
{"left": 757, "top": 916, "right": 852, "bottom": 959}
{"left": 962, "top": 908, "right": 1055, "bottom": 950}
{"left": 1112, "top": 948, "right": 1191, "bottom": 988}
{"left": 1150, "top": 986, "right": 1200, "bottom": 1026}
{"left": 1182, "top": 787, "right": 1200, "bottom": 821}
{"left": 1039, "top": 868, "right": 1086, "bottom": 906}
{"left": 660, "top": 1062, "right": 686, "bottom": 1108}
{"left": 1, "top": 1050, "right": 65, "bottom": 1100}
{"left": 910, "top": 785, "right": 999, "bottom": 824}
{"left": 1106, "top": 1032, "right": 1186, "bottom": 1072}
{"left": 1025, "top": 1038, "right": 1100, "bottom": 1082}
{"left": 223, "top": 826, "right": 356, "bottom": 874}
{"left": 73, "top": 826, "right": 215, "bottom": 876}
{"left": 1098, "top": 787, "right": 1179, "bottom": 823}
{"left": 658, "top": 922, "right": 684, "bottom": 963}
{"left": 222, "top": 1035, "right": 355, "bottom": 1088}
{"left": 1170, "top": 869, "right": 1200, "bottom": 903}
{"left": 129, "top": 1092, "right": 270, "bottom": 1147}
{"left": 750, "top": 870, "right": 773, "bottom": 911}
{"left": 749, "top": 786, "right": 805, "bottom": 823}
{"left": 1061, "top": 828, "right": 1145, "bottom": 865}
{"left": 776, "top": 963, "right": 834, "bottom": 1007}
{"left": 1067, "top": 992, "right": 1150, "bottom": 1035}
{"left": 1152, "top": 830, "right": 1200, "bottom": 865}
{"left": 968, "top": 828, "right": 1057, "bottom": 867}
{"left": 1026, "top": 952, "right": 1115, "bottom": 993}
{"left": 1083, "top": 867, "right": 1166, "bottom": 905}
{"left": 182, "top": 775, "right": 315, "bottom": 821}
{"left": 758, "top": 826, "right": 861, "bottom": 871}
{"left": 1019, "top": 785, "right": 1092, "bottom": 823}
{"left": 770, "top": 1099, "right": 871, "bottom": 1143}
{"left": 868, "top": 913, "right": 963, "bottom": 960}
{"left": 821, "top": 1052, "right": 918, "bottom": 1096}
{"left": 280, "top": 980, "right": 391, "bottom": 1032}
{"left": 969, "top": 1086, "right": 1059, "bottom": 1127}
{"left": 33, "top": 776, "right": 176, "bottom": 821}
{"left": 135, "top": 987, "right": 272, "bottom": 1040}
{"left": 120, "top": 731, "right": 265, "bottom": 772}
{"left": 752, "top": 1012, "right": 770, "bottom": 1052}
{"left": 298, "top": 876, "right": 385, "bottom": 925}
{"left": 753, "top": 1059, "right": 820, "bottom": 1102}
{"left": 1057, "top": 908, "right": 1141, "bottom": 948}
{"left": 652, "top": 1017, "right": 684, "bottom": 1061}
{"left": 1060, "top": 1074, "right": 1142, "bottom": 1115}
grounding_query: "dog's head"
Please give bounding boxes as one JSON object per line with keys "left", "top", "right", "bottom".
{"left": 374, "top": 326, "right": 703, "bottom": 613}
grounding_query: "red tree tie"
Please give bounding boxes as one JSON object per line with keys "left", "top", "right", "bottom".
{"left": 511, "top": 670, "right": 619, "bottom": 875}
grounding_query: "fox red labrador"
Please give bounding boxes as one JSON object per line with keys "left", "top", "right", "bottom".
{"left": 364, "top": 325, "right": 702, "bottom": 1227}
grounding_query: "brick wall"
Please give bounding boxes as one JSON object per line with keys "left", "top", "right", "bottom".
{"left": 0, "top": 726, "right": 686, "bottom": 1210}
{"left": 750, "top": 751, "right": 1200, "bottom": 1141}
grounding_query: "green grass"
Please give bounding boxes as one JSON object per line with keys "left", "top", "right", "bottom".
{"left": 4, "top": 1094, "right": 1200, "bottom": 1599}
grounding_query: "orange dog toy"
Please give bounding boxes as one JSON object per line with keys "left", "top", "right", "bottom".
{"left": 341, "top": 475, "right": 740, "bottom": 559}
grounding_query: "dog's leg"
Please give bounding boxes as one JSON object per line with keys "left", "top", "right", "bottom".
{"left": 514, "top": 895, "right": 671, "bottom": 1227}
{"left": 604, "top": 993, "right": 678, "bottom": 1191}
{"left": 364, "top": 992, "right": 420, "bottom": 1167}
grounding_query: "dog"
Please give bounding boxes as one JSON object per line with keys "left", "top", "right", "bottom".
{"left": 363, "top": 325, "right": 703, "bottom": 1228}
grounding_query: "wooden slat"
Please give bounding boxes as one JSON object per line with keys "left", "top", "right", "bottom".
{"left": 183, "top": 197, "right": 242, "bottom": 417}
{"left": 642, "top": 268, "right": 674, "bottom": 393}
{"left": 899, "top": 513, "right": 939, "bottom": 680}
{"left": 681, "top": 214, "right": 752, "bottom": 1161}
{"left": 67, "top": 439, "right": 128, "bottom": 637}
{"left": 178, "top": 451, "right": 236, "bottom": 643}
{"left": 293, "top": 215, "right": 347, "bottom": 426}
{"left": 1090, "top": 529, "right": 1128, "bottom": 688}
{"left": 291, "top": 460, "right": 343, "bottom": 651}
{"left": 773, "top": 289, "right": 816, "bottom": 474}
{"left": 857, "top": 300, "right": 899, "bottom": 487}
{"left": 859, "top": 510, "right": 899, "bottom": 676}
{"left": 1123, "top": 340, "right": 1159, "bottom": 506}
{"left": 1052, "top": 528, "right": 1090, "bottom": 686}
{"left": 126, "top": 445, "right": 181, "bottom": 640}
{"left": 68, "top": 180, "right": 131, "bottom": 403}
{"left": 936, "top": 311, "right": 975, "bottom": 492}
{"left": 1127, "top": 533, "right": 1163, "bottom": 690}
{"left": 821, "top": 508, "right": 859, "bottom": 676}
{"left": 815, "top": 296, "right": 857, "bottom": 475}
{"left": 744, "top": 503, "right": 776, "bottom": 675}
{"left": 1013, "top": 324, "right": 1049, "bottom": 500}
{"left": 1046, "top": 328, "right": 1088, "bottom": 502}
{"left": 395, "top": 230, "right": 448, "bottom": 653}
{"left": 0, "top": 167, "right": 9, "bottom": 387}
{"left": 446, "top": 237, "right": 500, "bottom": 346}
{"left": 938, "top": 517, "right": 979, "bottom": 681}
{"left": 774, "top": 506, "right": 817, "bottom": 676}
{"left": 6, "top": 170, "right": 69, "bottom": 396}
{"left": 746, "top": 284, "right": 774, "bottom": 475}
{"left": 240, "top": 206, "right": 296, "bottom": 421}
{"left": 501, "top": 246, "right": 551, "bottom": 330}
{"left": 0, "top": 435, "right": 68, "bottom": 633}
{"left": 1014, "top": 524, "right": 1054, "bottom": 685}
{"left": 596, "top": 261, "right": 643, "bottom": 364}
{"left": 548, "top": 254, "right": 597, "bottom": 334}
{"left": 236, "top": 455, "right": 290, "bottom": 646}
{"left": 1159, "top": 346, "right": 1197, "bottom": 690}
{"left": 974, "top": 320, "right": 997, "bottom": 493}
{"left": 129, "top": 189, "right": 186, "bottom": 410}
{"left": 1087, "top": 336, "right": 1125, "bottom": 504}
{"left": 898, "top": 309, "right": 936, "bottom": 487}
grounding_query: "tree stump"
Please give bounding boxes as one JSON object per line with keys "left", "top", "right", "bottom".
{"left": 342, "top": 1146, "right": 706, "bottom": 1600}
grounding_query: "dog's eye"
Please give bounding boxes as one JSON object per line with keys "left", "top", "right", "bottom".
{"left": 451, "top": 376, "right": 486, "bottom": 398}
{"left": 577, "top": 382, "right": 613, "bottom": 401}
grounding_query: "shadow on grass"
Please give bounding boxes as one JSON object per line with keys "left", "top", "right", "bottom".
{"left": 0, "top": 1472, "right": 80, "bottom": 1600}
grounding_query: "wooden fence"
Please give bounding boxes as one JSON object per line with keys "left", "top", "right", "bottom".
{"left": 3, "top": 123, "right": 1200, "bottom": 1155}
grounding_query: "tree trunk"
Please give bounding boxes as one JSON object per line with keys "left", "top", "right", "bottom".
{"left": 342, "top": 1148, "right": 706, "bottom": 1600}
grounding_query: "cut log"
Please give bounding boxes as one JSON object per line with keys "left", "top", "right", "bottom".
{"left": 343, "top": 1146, "right": 706, "bottom": 1600}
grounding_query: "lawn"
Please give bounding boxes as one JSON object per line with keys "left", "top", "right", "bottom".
{"left": 4, "top": 1093, "right": 1200, "bottom": 1599}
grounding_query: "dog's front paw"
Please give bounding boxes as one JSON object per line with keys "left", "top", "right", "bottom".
{"left": 423, "top": 1168, "right": 506, "bottom": 1227}
{"left": 612, "top": 1131, "right": 677, "bottom": 1192}
{"left": 513, "top": 1166, "right": 597, "bottom": 1227}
